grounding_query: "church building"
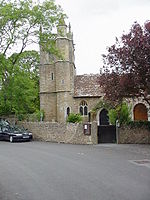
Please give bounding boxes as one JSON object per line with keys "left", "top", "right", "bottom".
{"left": 39, "top": 20, "right": 150, "bottom": 123}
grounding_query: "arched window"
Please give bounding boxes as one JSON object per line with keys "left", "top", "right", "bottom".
{"left": 80, "top": 106, "right": 83, "bottom": 115}
{"left": 67, "top": 107, "right": 70, "bottom": 116}
{"left": 79, "top": 101, "right": 88, "bottom": 116}
{"left": 134, "top": 103, "right": 148, "bottom": 121}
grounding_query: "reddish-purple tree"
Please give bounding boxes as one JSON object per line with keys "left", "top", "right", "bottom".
{"left": 99, "top": 21, "right": 150, "bottom": 106}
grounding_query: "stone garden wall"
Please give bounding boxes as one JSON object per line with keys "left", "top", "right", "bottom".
{"left": 2, "top": 116, "right": 150, "bottom": 144}
{"left": 118, "top": 126, "right": 150, "bottom": 144}
{"left": 18, "top": 121, "right": 98, "bottom": 145}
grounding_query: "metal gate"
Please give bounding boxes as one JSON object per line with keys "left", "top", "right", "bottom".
{"left": 98, "top": 125, "right": 116, "bottom": 143}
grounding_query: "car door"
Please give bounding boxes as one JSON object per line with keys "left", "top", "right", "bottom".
{"left": 0, "top": 126, "right": 4, "bottom": 140}
{"left": 2, "top": 127, "right": 10, "bottom": 141}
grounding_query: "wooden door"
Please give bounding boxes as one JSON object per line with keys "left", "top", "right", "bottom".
{"left": 134, "top": 103, "right": 148, "bottom": 121}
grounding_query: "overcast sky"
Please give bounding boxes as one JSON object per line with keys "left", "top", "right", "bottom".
{"left": 54, "top": 0, "right": 150, "bottom": 75}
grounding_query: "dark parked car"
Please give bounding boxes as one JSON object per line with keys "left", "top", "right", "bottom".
{"left": 0, "top": 119, "right": 32, "bottom": 143}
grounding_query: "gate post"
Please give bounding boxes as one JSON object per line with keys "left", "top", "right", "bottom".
{"left": 116, "top": 120, "right": 120, "bottom": 144}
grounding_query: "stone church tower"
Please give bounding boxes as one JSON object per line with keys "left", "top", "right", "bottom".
{"left": 39, "top": 19, "right": 76, "bottom": 122}
{"left": 39, "top": 19, "right": 150, "bottom": 125}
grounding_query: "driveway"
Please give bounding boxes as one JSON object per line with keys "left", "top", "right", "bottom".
{"left": 0, "top": 142, "right": 150, "bottom": 200}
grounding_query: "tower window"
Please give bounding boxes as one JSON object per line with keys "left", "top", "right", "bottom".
{"left": 67, "top": 107, "right": 70, "bottom": 116}
{"left": 79, "top": 100, "right": 88, "bottom": 116}
{"left": 51, "top": 73, "right": 54, "bottom": 80}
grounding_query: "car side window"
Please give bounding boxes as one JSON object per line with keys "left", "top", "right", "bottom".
{"left": 2, "top": 127, "right": 7, "bottom": 132}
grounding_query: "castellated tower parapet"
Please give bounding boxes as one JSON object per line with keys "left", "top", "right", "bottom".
{"left": 39, "top": 19, "right": 76, "bottom": 122}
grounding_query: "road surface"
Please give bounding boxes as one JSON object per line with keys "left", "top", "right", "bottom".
{"left": 0, "top": 142, "right": 150, "bottom": 200}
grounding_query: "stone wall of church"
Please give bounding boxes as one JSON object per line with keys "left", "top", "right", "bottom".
{"left": 56, "top": 38, "right": 70, "bottom": 60}
{"left": 40, "top": 64, "right": 56, "bottom": 93}
{"left": 18, "top": 122, "right": 98, "bottom": 145}
{"left": 55, "top": 61, "right": 71, "bottom": 92}
{"left": 56, "top": 92, "right": 74, "bottom": 122}
{"left": 40, "top": 62, "right": 57, "bottom": 122}
{"left": 73, "top": 97, "right": 100, "bottom": 122}
{"left": 40, "top": 93, "right": 57, "bottom": 122}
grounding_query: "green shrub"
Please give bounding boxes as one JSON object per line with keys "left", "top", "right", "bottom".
{"left": 17, "top": 113, "right": 25, "bottom": 121}
{"left": 67, "top": 113, "right": 82, "bottom": 123}
{"left": 35, "top": 110, "right": 45, "bottom": 121}
{"left": 17, "top": 110, "right": 44, "bottom": 122}
{"left": 127, "top": 121, "right": 150, "bottom": 130}
{"left": 108, "top": 102, "right": 131, "bottom": 125}
{"left": 108, "top": 109, "right": 117, "bottom": 125}
{"left": 119, "top": 103, "right": 131, "bottom": 125}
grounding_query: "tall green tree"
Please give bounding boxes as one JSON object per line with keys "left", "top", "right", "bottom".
{"left": 0, "top": 0, "right": 65, "bottom": 115}
{"left": 0, "top": 51, "right": 40, "bottom": 115}
{"left": 99, "top": 21, "right": 150, "bottom": 106}
{"left": 0, "top": 0, "right": 65, "bottom": 57}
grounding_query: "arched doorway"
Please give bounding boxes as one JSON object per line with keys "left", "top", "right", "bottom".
{"left": 98, "top": 109, "right": 116, "bottom": 143}
{"left": 134, "top": 103, "right": 148, "bottom": 121}
{"left": 99, "top": 109, "right": 109, "bottom": 125}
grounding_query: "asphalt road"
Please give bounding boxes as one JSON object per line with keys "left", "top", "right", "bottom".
{"left": 0, "top": 142, "right": 150, "bottom": 200}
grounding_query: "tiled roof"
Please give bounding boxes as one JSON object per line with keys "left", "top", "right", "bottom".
{"left": 74, "top": 74, "right": 103, "bottom": 97}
